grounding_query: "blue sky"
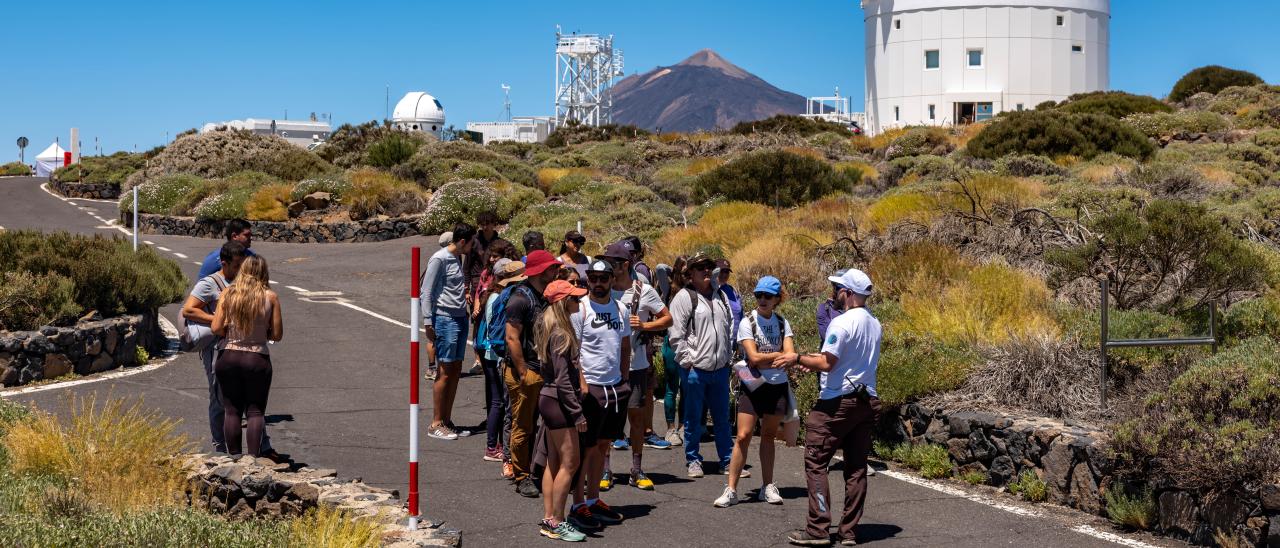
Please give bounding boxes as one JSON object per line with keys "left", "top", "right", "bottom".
{"left": 2, "top": 0, "right": 1277, "bottom": 157}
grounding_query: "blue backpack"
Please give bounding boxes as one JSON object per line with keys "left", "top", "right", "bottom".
{"left": 477, "top": 284, "right": 533, "bottom": 355}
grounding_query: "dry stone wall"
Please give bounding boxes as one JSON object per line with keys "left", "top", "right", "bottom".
{"left": 50, "top": 179, "right": 121, "bottom": 200}
{"left": 186, "top": 454, "right": 462, "bottom": 547}
{"left": 0, "top": 313, "right": 162, "bottom": 387}
{"left": 888, "top": 403, "right": 1278, "bottom": 547}
{"left": 126, "top": 213, "right": 423, "bottom": 243}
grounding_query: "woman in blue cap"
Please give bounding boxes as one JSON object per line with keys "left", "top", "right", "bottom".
{"left": 714, "top": 275, "right": 799, "bottom": 508}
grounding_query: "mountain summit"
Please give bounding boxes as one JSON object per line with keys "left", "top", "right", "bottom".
{"left": 612, "top": 49, "right": 805, "bottom": 132}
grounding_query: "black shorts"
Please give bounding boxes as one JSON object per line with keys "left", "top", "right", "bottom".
{"left": 626, "top": 368, "right": 652, "bottom": 409}
{"left": 737, "top": 382, "right": 788, "bottom": 417}
{"left": 581, "top": 382, "right": 631, "bottom": 446}
{"left": 539, "top": 394, "right": 578, "bottom": 431}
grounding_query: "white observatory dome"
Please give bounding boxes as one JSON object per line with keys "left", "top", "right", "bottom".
{"left": 391, "top": 92, "right": 446, "bottom": 136}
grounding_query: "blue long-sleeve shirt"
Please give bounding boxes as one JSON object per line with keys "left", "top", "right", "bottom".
{"left": 420, "top": 247, "right": 468, "bottom": 326}
{"left": 816, "top": 298, "right": 842, "bottom": 342}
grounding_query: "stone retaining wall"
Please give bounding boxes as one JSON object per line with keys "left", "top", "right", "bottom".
{"left": 186, "top": 454, "right": 461, "bottom": 547}
{"left": 124, "top": 212, "right": 423, "bottom": 243}
{"left": 0, "top": 313, "right": 164, "bottom": 387}
{"left": 50, "top": 179, "right": 121, "bottom": 200}
{"left": 888, "top": 403, "right": 1277, "bottom": 546}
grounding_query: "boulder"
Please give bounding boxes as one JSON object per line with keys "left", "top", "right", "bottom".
{"left": 949, "top": 412, "right": 974, "bottom": 438}
{"left": 1069, "top": 462, "right": 1101, "bottom": 515}
{"left": 924, "top": 418, "right": 949, "bottom": 444}
{"left": 241, "top": 473, "right": 271, "bottom": 501}
{"left": 287, "top": 201, "right": 306, "bottom": 218}
{"left": 1041, "top": 436, "right": 1076, "bottom": 498}
{"left": 988, "top": 455, "right": 1016, "bottom": 486}
{"left": 90, "top": 353, "right": 114, "bottom": 373}
{"left": 1203, "top": 491, "right": 1250, "bottom": 534}
{"left": 287, "top": 482, "right": 320, "bottom": 506}
{"left": 968, "top": 429, "right": 997, "bottom": 463}
{"left": 42, "top": 353, "right": 73, "bottom": 379}
{"left": 1158, "top": 490, "right": 1198, "bottom": 535}
{"left": 300, "top": 192, "right": 330, "bottom": 209}
{"left": 227, "top": 498, "right": 255, "bottom": 521}
{"left": 947, "top": 438, "right": 974, "bottom": 464}
{"left": 0, "top": 366, "right": 17, "bottom": 386}
{"left": 1268, "top": 515, "right": 1280, "bottom": 548}
{"left": 1261, "top": 484, "right": 1280, "bottom": 512}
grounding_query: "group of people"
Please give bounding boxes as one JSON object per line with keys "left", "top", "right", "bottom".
{"left": 421, "top": 214, "right": 886, "bottom": 546}
{"left": 181, "top": 219, "right": 286, "bottom": 460}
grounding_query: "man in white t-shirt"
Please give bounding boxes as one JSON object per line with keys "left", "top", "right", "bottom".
{"left": 603, "top": 241, "right": 673, "bottom": 492}
{"left": 788, "top": 269, "right": 882, "bottom": 547}
{"left": 569, "top": 258, "right": 632, "bottom": 530}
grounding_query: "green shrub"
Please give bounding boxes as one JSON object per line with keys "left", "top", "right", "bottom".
{"left": 695, "top": 150, "right": 860, "bottom": 207}
{"left": 365, "top": 134, "right": 418, "bottom": 167}
{"left": 968, "top": 111, "right": 1155, "bottom": 161}
{"left": 885, "top": 155, "right": 965, "bottom": 184}
{"left": 1221, "top": 294, "right": 1280, "bottom": 346}
{"left": 495, "top": 183, "right": 545, "bottom": 223}
{"left": 1056, "top": 91, "right": 1172, "bottom": 118}
{"left": 52, "top": 152, "right": 144, "bottom": 186}
{"left": 885, "top": 127, "right": 953, "bottom": 159}
{"left": 0, "top": 231, "right": 185, "bottom": 320}
{"left": 1169, "top": 65, "right": 1265, "bottom": 103}
{"left": 191, "top": 185, "right": 254, "bottom": 221}
{"left": 877, "top": 330, "right": 981, "bottom": 406}
{"left": 1047, "top": 199, "right": 1266, "bottom": 311}
{"left": 545, "top": 121, "right": 649, "bottom": 148}
{"left": 579, "top": 141, "right": 642, "bottom": 168}
{"left": 731, "top": 114, "right": 855, "bottom": 136}
{"left": 0, "top": 506, "right": 288, "bottom": 548}
{"left": 1111, "top": 336, "right": 1280, "bottom": 489}
{"left": 506, "top": 183, "right": 680, "bottom": 254}
{"left": 421, "top": 179, "right": 499, "bottom": 234}
{"left": 1254, "top": 129, "right": 1280, "bottom": 149}
{"left": 1008, "top": 471, "right": 1048, "bottom": 502}
{"left": 993, "top": 154, "right": 1065, "bottom": 178}
{"left": 290, "top": 173, "right": 352, "bottom": 201}
{"left": 345, "top": 169, "right": 427, "bottom": 220}
{"left": 548, "top": 172, "right": 591, "bottom": 196}
{"left": 875, "top": 442, "right": 952, "bottom": 479}
{"left": 961, "top": 471, "right": 988, "bottom": 486}
{"left": 1, "top": 162, "right": 31, "bottom": 176}
{"left": 119, "top": 174, "right": 207, "bottom": 215}
{"left": 1104, "top": 487, "right": 1157, "bottom": 530}
{"left": 317, "top": 121, "right": 430, "bottom": 168}
{"left": 0, "top": 271, "right": 80, "bottom": 330}
{"left": 1123, "top": 111, "right": 1231, "bottom": 138}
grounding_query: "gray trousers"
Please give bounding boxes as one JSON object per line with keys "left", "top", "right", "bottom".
{"left": 202, "top": 345, "right": 271, "bottom": 453}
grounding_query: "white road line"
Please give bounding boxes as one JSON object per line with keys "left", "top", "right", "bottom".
{"left": 269, "top": 280, "right": 279, "bottom": 284}
{"left": 193, "top": 261, "right": 202, "bottom": 266}
{"left": 0, "top": 317, "right": 183, "bottom": 397}
{"left": 336, "top": 301, "right": 412, "bottom": 329}
{"left": 157, "top": 246, "right": 171, "bottom": 252}
{"left": 876, "top": 470, "right": 1161, "bottom": 547}
{"left": 144, "top": 240, "right": 155, "bottom": 245}
{"left": 284, "top": 285, "right": 309, "bottom": 293}
{"left": 172, "top": 252, "right": 188, "bottom": 259}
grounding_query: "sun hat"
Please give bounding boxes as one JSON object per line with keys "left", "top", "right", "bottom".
{"left": 544, "top": 279, "right": 588, "bottom": 303}
{"left": 686, "top": 252, "right": 716, "bottom": 269}
{"left": 600, "top": 241, "right": 632, "bottom": 261}
{"left": 524, "top": 250, "right": 562, "bottom": 277}
{"left": 495, "top": 259, "right": 527, "bottom": 287}
{"left": 828, "top": 269, "right": 873, "bottom": 296}
{"left": 586, "top": 258, "right": 614, "bottom": 274}
{"left": 753, "top": 276, "right": 782, "bottom": 296}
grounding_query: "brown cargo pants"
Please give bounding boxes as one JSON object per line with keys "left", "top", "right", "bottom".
{"left": 803, "top": 393, "right": 881, "bottom": 542}
{"left": 504, "top": 365, "right": 544, "bottom": 482}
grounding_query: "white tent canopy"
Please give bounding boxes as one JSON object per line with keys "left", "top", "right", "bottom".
{"left": 34, "top": 142, "right": 66, "bottom": 177}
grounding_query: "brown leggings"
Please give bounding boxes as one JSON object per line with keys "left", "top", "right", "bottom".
{"left": 215, "top": 350, "right": 273, "bottom": 456}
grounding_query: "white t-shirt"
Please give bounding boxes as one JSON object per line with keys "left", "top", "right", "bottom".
{"left": 574, "top": 296, "right": 632, "bottom": 385}
{"left": 737, "top": 311, "right": 793, "bottom": 385}
{"left": 818, "top": 307, "right": 881, "bottom": 399}
{"left": 612, "top": 282, "right": 665, "bottom": 371}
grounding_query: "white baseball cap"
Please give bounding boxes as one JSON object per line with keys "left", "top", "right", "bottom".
{"left": 828, "top": 268, "right": 873, "bottom": 296}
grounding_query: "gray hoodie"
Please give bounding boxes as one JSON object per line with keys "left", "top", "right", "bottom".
{"left": 421, "top": 246, "right": 468, "bottom": 325}
{"left": 668, "top": 286, "right": 733, "bottom": 371}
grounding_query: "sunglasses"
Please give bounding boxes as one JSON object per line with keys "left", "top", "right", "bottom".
{"left": 587, "top": 274, "right": 612, "bottom": 283}
{"left": 691, "top": 264, "right": 713, "bottom": 272}
{"left": 754, "top": 292, "right": 778, "bottom": 300}
{"left": 569, "top": 238, "right": 586, "bottom": 246}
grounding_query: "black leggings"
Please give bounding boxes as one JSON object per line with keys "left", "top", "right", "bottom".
{"left": 215, "top": 350, "right": 273, "bottom": 456}
{"left": 481, "top": 357, "right": 507, "bottom": 449}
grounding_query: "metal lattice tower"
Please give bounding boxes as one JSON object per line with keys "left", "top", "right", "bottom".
{"left": 554, "top": 26, "right": 623, "bottom": 127}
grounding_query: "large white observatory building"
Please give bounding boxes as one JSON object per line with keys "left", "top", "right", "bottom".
{"left": 392, "top": 92, "right": 447, "bottom": 138}
{"left": 861, "top": 0, "right": 1110, "bottom": 135}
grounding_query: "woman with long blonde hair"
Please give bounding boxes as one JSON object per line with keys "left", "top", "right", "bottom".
{"left": 211, "top": 255, "right": 284, "bottom": 456}
{"left": 535, "top": 279, "right": 589, "bottom": 542}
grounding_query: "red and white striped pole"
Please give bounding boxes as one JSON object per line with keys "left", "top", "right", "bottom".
{"left": 408, "top": 246, "right": 421, "bottom": 530}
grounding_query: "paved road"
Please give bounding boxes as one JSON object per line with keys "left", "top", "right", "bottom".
{"left": 0, "top": 176, "right": 1179, "bottom": 547}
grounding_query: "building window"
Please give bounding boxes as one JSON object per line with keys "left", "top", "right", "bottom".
{"left": 894, "top": 106, "right": 900, "bottom": 121}
{"left": 928, "top": 104, "right": 936, "bottom": 120}
{"left": 967, "top": 49, "right": 983, "bottom": 68}
{"left": 1072, "top": 44, "right": 1083, "bottom": 53}
{"left": 1057, "top": 15, "right": 1064, "bottom": 26}
{"left": 1017, "top": 103, "right": 1025, "bottom": 111}
{"left": 895, "top": 19, "right": 901, "bottom": 29}
{"left": 924, "top": 50, "right": 940, "bottom": 69}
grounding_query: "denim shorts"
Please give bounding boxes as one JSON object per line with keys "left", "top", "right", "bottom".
{"left": 433, "top": 314, "right": 469, "bottom": 363}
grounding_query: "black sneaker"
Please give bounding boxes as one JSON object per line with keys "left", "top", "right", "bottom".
{"left": 788, "top": 530, "right": 833, "bottom": 546}
{"left": 588, "top": 500, "right": 624, "bottom": 524}
{"left": 516, "top": 477, "right": 540, "bottom": 498}
{"left": 568, "top": 504, "right": 602, "bottom": 531}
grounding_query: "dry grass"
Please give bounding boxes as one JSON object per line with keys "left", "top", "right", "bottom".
{"left": 781, "top": 146, "right": 824, "bottom": 160}
{"left": 345, "top": 168, "right": 428, "bottom": 220}
{"left": 795, "top": 195, "right": 866, "bottom": 233}
{"left": 836, "top": 160, "right": 879, "bottom": 182}
{"left": 865, "top": 191, "right": 942, "bottom": 232}
{"left": 245, "top": 183, "right": 294, "bottom": 222}
{"left": 685, "top": 157, "right": 723, "bottom": 176}
{"left": 535, "top": 167, "right": 599, "bottom": 190}
{"left": 287, "top": 506, "right": 384, "bottom": 548}
{"left": 930, "top": 333, "right": 1100, "bottom": 419}
{"left": 730, "top": 232, "right": 832, "bottom": 296}
{"left": 654, "top": 201, "right": 772, "bottom": 261}
{"left": 949, "top": 122, "right": 989, "bottom": 149}
{"left": 2, "top": 394, "right": 190, "bottom": 512}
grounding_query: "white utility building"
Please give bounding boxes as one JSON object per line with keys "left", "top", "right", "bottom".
{"left": 466, "top": 117, "right": 555, "bottom": 145}
{"left": 861, "top": 0, "right": 1110, "bottom": 134}
{"left": 200, "top": 119, "right": 331, "bottom": 148}
{"left": 392, "top": 92, "right": 447, "bottom": 138}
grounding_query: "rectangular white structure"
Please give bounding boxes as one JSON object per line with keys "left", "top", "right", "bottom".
{"left": 466, "top": 117, "right": 553, "bottom": 145}
{"left": 199, "top": 118, "right": 332, "bottom": 148}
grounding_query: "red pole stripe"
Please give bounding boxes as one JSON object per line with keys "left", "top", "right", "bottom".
{"left": 408, "top": 462, "right": 419, "bottom": 516}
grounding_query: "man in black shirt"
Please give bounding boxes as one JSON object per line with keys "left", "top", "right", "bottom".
{"left": 505, "top": 249, "right": 562, "bottom": 497}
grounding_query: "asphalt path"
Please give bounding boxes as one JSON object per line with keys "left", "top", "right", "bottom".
{"left": 0, "top": 176, "right": 1180, "bottom": 547}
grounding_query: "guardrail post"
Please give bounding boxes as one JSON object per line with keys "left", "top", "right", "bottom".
{"left": 1099, "top": 278, "right": 1109, "bottom": 409}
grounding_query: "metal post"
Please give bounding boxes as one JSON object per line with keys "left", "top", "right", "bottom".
{"left": 1099, "top": 278, "right": 1108, "bottom": 409}
{"left": 132, "top": 186, "right": 139, "bottom": 252}
{"left": 408, "top": 247, "right": 421, "bottom": 530}
{"left": 1210, "top": 302, "right": 1218, "bottom": 354}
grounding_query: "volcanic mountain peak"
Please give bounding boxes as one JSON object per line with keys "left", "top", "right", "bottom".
{"left": 676, "top": 48, "right": 749, "bottom": 79}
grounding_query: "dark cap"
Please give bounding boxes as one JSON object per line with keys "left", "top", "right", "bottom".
{"left": 715, "top": 258, "right": 732, "bottom": 272}
{"left": 687, "top": 252, "right": 716, "bottom": 269}
{"left": 564, "top": 230, "right": 585, "bottom": 243}
{"left": 586, "top": 259, "right": 614, "bottom": 274}
{"left": 601, "top": 241, "right": 632, "bottom": 261}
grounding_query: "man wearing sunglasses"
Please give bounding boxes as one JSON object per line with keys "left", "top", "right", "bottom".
{"left": 668, "top": 252, "right": 736, "bottom": 479}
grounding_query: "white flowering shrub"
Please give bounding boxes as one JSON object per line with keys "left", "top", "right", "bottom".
{"left": 420, "top": 180, "right": 498, "bottom": 234}
{"left": 119, "top": 174, "right": 208, "bottom": 215}
{"left": 1124, "top": 111, "right": 1231, "bottom": 138}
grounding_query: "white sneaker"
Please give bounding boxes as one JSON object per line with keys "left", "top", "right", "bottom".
{"left": 758, "top": 483, "right": 783, "bottom": 505}
{"left": 665, "top": 428, "right": 683, "bottom": 447}
{"left": 687, "top": 461, "right": 705, "bottom": 478}
{"left": 427, "top": 425, "right": 458, "bottom": 441}
{"left": 867, "top": 463, "right": 876, "bottom": 476}
{"left": 713, "top": 486, "right": 738, "bottom": 507}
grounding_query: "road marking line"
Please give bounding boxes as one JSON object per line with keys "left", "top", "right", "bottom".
{"left": 157, "top": 246, "right": 171, "bottom": 251}
{"left": 269, "top": 280, "right": 279, "bottom": 284}
{"left": 0, "top": 317, "right": 183, "bottom": 397}
{"left": 172, "top": 252, "right": 188, "bottom": 259}
{"left": 336, "top": 301, "right": 412, "bottom": 329}
{"left": 193, "top": 261, "right": 202, "bottom": 266}
{"left": 876, "top": 470, "right": 1160, "bottom": 547}
{"left": 285, "top": 285, "right": 310, "bottom": 293}
{"left": 144, "top": 240, "right": 155, "bottom": 245}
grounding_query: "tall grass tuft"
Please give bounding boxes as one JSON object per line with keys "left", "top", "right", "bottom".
{"left": 1104, "top": 487, "right": 1157, "bottom": 530}
{"left": 288, "top": 506, "right": 384, "bottom": 548}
